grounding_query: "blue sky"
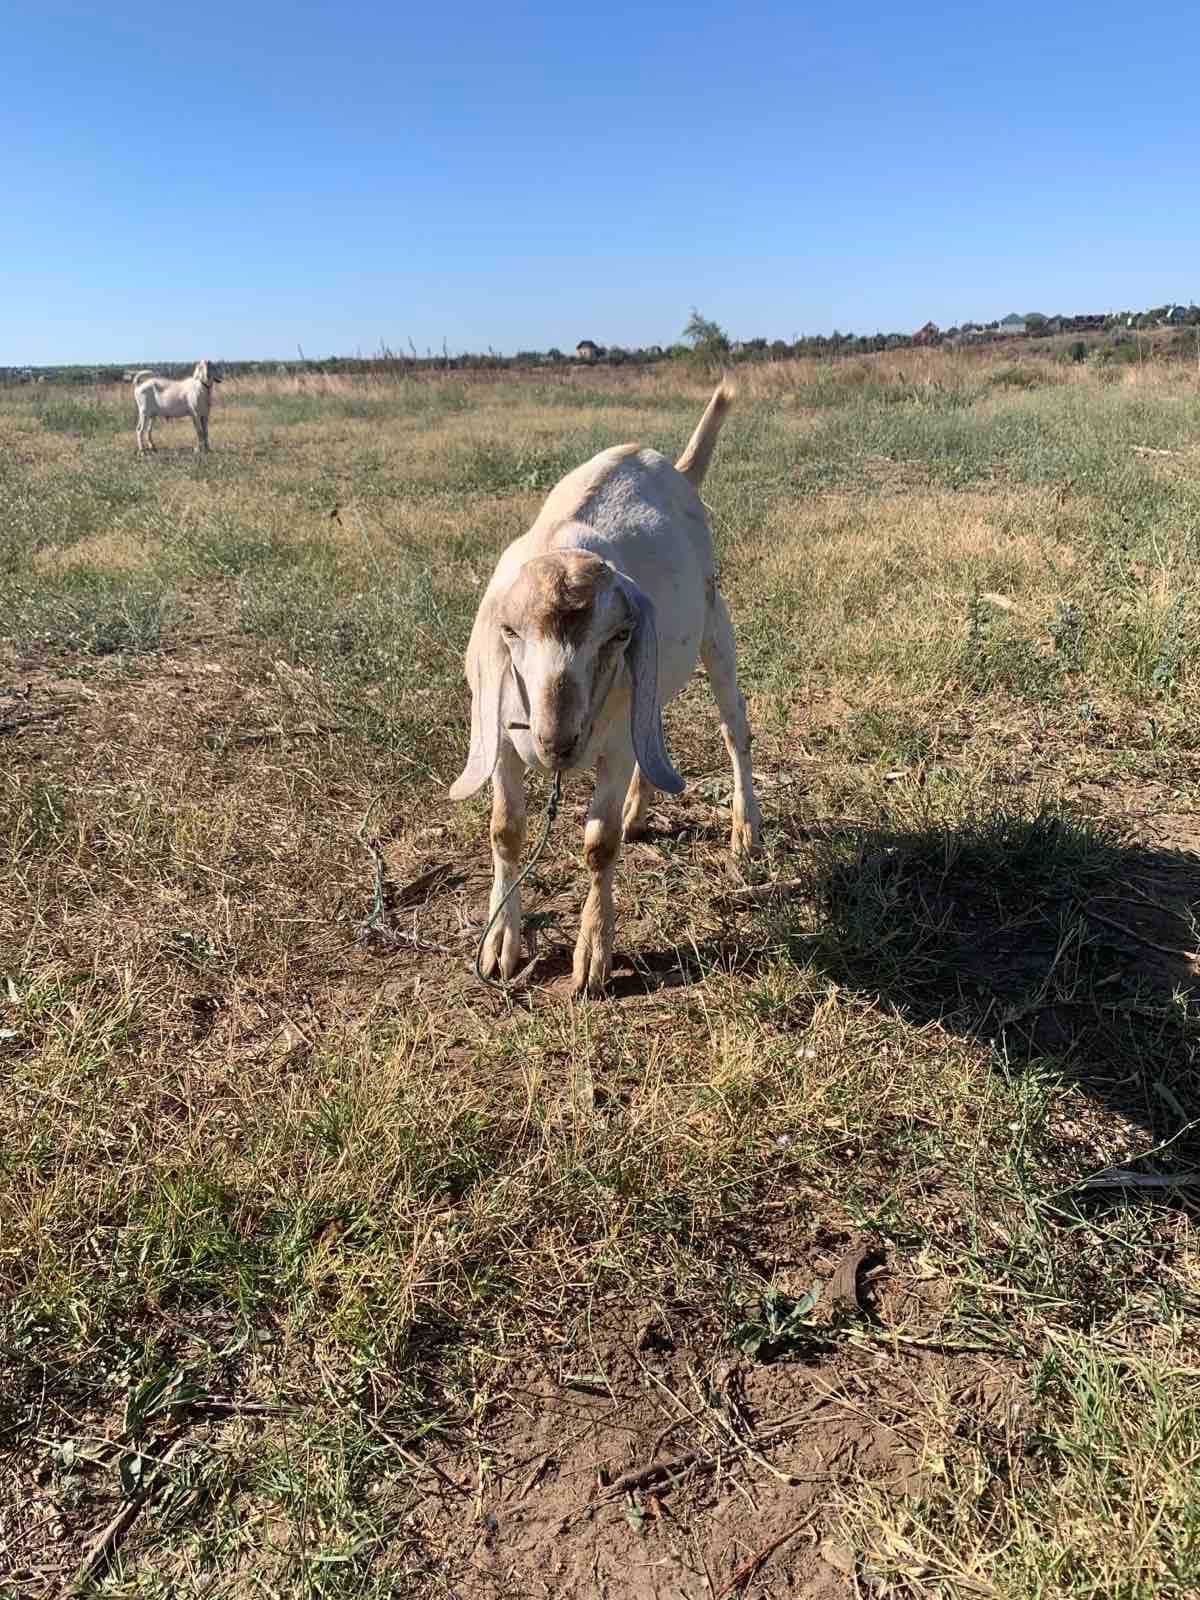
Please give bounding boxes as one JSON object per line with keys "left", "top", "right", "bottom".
{"left": 5, "top": 1, "right": 1200, "bottom": 362}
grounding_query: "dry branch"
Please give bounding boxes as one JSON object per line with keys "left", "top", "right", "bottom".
{"left": 70, "top": 1436, "right": 185, "bottom": 1592}
{"left": 717, "top": 1511, "right": 816, "bottom": 1597}
{"left": 713, "top": 877, "right": 808, "bottom": 909}
{"left": 1081, "top": 1169, "right": 1200, "bottom": 1190}
{"left": 601, "top": 1399, "right": 831, "bottom": 1500}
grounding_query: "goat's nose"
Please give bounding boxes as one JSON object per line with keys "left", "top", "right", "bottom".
{"left": 545, "top": 732, "right": 576, "bottom": 761}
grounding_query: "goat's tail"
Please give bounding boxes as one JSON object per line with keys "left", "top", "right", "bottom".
{"left": 675, "top": 379, "right": 735, "bottom": 488}
{"left": 130, "top": 370, "right": 156, "bottom": 389}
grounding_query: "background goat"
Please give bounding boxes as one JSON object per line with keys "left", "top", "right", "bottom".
{"left": 451, "top": 381, "right": 761, "bottom": 994}
{"left": 133, "top": 360, "right": 220, "bottom": 455}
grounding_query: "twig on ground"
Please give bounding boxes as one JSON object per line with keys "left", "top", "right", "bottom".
{"left": 1079, "top": 1169, "right": 1200, "bottom": 1190}
{"left": 392, "top": 861, "right": 456, "bottom": 907}
{"left": 0, "top": 708, "right": 72, "bottom": 736}
{"left": 359, "top": 1412, "right": 472, "bottom": 1498}
{"left": 605, "top": 1449, "right": 706, "bottom": 1498}
{"left": 230, "top": 722, "right": 347, "bottom": 744}
{"left": 192, "top": 1395, "right": 297, "bottom": 1418}
{"left": 601, "top": 1399, "right": 832, "bottom": 1500}
{"left": 70, "top": 1435, "right": 186, "bottom": 1592}
{"left": 713, "top": 878, "right": 809, "bottom": 908}
{"left": 354, "top": 802, "right": 454, "bottom": 952}
{"left": 1083, "top": 904, "right": 1195, "bottom": 960}
{"left": 717, "top": 1511, "right": 817, "bottom": 1597}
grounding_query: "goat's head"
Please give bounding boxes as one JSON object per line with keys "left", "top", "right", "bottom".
{"left": 195, "top": 360, "right": 221, "bottom": 386}
{"left": 449, "top": 550, "right": 683, "bottom": 799}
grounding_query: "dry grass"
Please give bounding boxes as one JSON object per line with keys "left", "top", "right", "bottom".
{"left": 4, "top": 354, "right": 1200, "bottom": 1599}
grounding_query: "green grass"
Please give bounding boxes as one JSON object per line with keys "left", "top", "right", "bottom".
{"left": 3, "top": 355, "right": 1200, "bottom": 1597}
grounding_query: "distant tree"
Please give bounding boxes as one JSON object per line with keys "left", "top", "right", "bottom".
{"left": 682, "top": 308, "right": 731, "bottom": 359}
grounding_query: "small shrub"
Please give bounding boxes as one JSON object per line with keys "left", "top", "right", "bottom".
{"left": 1149, "top": 593, "right": 1189, "bottom": 698}
{"left": 963, "top": 587, "right": 1063, "bottom": 700}
{"left": 448, "top": 439, "right": 579, "bottom": 493}
{"left": 35, "top": 398, "right": 123, "bottom": 436}
{"left": 0, "top": 572, "right": 171, "bottom": 656}
{"left": 1049, "top": 600, "right": 1087, "bottom": 670}
{"left": 986, "top": 365, "right": 1043, "bottom": 390}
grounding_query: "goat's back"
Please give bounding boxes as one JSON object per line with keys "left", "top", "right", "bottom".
{"left": 527, "top": 445, "right": 713, "bottom": 571}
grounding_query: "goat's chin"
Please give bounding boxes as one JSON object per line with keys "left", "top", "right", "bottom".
{"left": 532, "top": 729, "right": 591, "bottom": 773}
{"left": 532, "top": 746, "right": 576, "bottom": 773}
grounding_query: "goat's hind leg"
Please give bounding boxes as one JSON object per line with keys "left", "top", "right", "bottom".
{"left": 480, "top": 742, "right": 527, "bottom": 979}
{"left": 621, "top": 765, "right": 653, "bottom": 841}
{"left": 574, "top": 747, "right": 635, "bottom": 995}
{"left": 702, "top": 589, "right": 761, "bottom": 858}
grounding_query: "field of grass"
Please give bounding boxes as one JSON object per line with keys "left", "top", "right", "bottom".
{"left": 3, "top": 352, "right": 1200, "bottom": 1599}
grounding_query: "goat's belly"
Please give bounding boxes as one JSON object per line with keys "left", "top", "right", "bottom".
{"left": 657, "top": 625, "right": 703, "bottom": 704}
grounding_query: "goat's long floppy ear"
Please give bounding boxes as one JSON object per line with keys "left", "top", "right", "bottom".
{"left": 617, "top": 577, "right": 684, "bottom": 795}
{"left": 449, "top": 601, "right": 508, "bottom": 799}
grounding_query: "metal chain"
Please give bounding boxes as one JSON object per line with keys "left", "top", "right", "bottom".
{"left": 355, "top": 798, "right": 391, "bottom": 944}
{"left": 473, "top": 771, "right": 563, "bottom": 991}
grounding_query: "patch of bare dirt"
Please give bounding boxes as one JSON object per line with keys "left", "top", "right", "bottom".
{"left": 411, "top": 1280, "right": 1010, "bottom": 1600}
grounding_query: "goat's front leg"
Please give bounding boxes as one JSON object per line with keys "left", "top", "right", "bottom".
{"left": 192, "top": 408, "right": 208, "bottom": 454}
{"left": 480, "top": 742, "right": 527, "bottom": 979}
{"left": 573, "top": 746, "right": 635, "bottom": 995}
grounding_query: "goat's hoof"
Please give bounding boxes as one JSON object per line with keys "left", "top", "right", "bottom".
{"left": 571, "top": 935, "right": 612, "bottom": 996}
{"left": 622, "top": 821, "right": 650, "bottom": 843}
{"left": 730, "top": 806, "right": 763, "bottom": 859}
{"left": 730, "top": 827, "right": 761, "bottom": 859}
{"left": 571, "top": 970, "right": 610, "bottom": 997}
{"left": 480, "top": 922, "right": 523, "bottom": 980}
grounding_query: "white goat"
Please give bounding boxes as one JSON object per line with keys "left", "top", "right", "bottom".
{"left": 133, "top": 360, "right": 220, "bottom": 455}
{"left": 451, "top": 381, "right": 761, "bottom": 994}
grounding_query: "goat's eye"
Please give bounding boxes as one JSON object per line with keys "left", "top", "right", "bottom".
{"left": 500, "top": 625, "right": 519, "bottom": 643}
{"left": 611, "top": 629, "right": 632, "bottom": 647}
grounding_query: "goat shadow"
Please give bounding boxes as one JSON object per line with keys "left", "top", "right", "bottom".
{"left": 599, "top": 805, "right": 1200, "bottom": 1172}
{"left": 784, "top": 807, "right": 1200, "bottom": 1174}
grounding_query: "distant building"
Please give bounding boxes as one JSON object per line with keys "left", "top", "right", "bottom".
{"left": 912, "top": 321, "right": 940, "bottom": 346}
{"left": 999, "top": 314, "right": 1028, "bottom": 335}
{"left": 575, "top": 340, "right": 601, "bottom": 362}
